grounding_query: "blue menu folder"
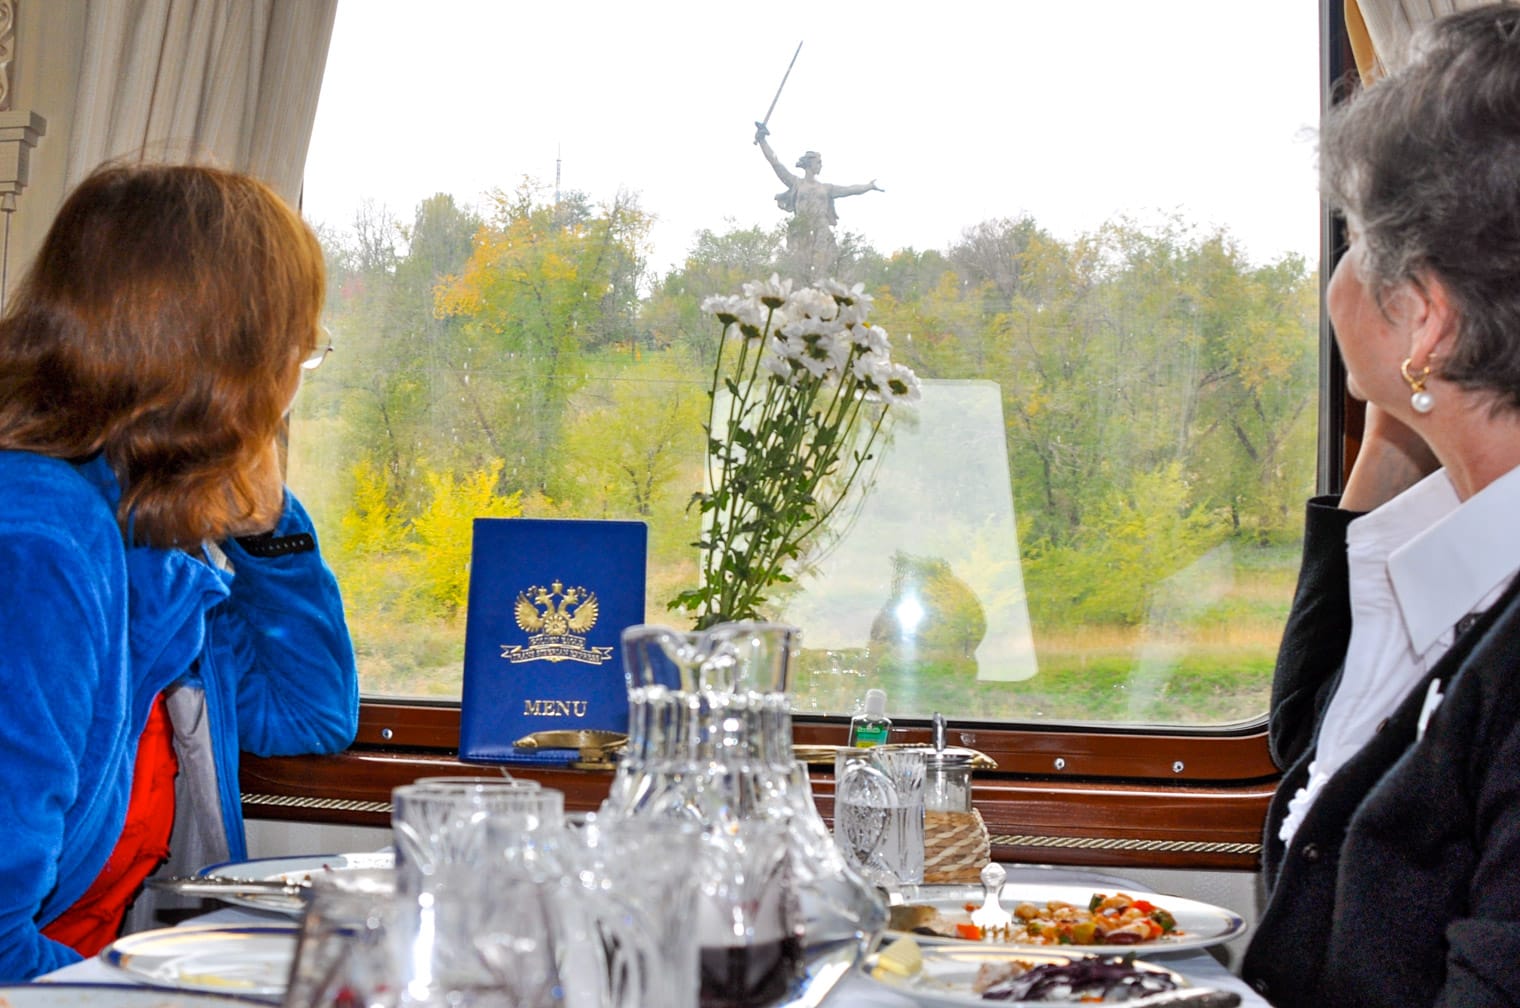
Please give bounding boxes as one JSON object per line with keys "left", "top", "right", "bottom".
{"left": 458, "top": 518, "right": 647, "bottom": 764}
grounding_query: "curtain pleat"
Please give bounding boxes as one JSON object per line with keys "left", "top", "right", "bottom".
{"left": 1344, "top": 0, "right": 1379, "bottom": 83}
{"left": 1348, "top": 0, "right": 1517, "bottom": 78}
{"left": 64, "top": 0, "right": 337, "bottom": 206}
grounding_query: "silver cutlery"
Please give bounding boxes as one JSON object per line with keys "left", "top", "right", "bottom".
{"left": 146, "top": 875, "right": 311, "bottom": 900}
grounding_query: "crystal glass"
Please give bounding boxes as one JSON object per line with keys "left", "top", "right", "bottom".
{"left": 834, "top": 746, "right": 926, "bottom": 888}
{"left": 610, "top": 622, "right": 797, "bottom": 823}
{"left": 413, "top": 774, "right": 541, "bottom": 789}
{"left": 862, "top": 747, "right": 926, "bottom": 886}
{"left": 391, "top": 781, "right": 564, "bottom": 890}
{"left": 389, "top": 782, "right": 568, "bottom": 1008}
{"left": 284, "top": 868, "right": 399, "bottom": 1008}
{"left": 556, "top": 813, "right": 705, "bottom": 1008}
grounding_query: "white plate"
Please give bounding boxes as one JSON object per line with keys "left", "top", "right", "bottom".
{"left": 888, "top": 881, "right": 1246, "bottom": 954}
{"left": 198, "top": 851, "right": 393, "bottom": 915}
{"left": 99, "top": 924, "right": 298, "bottom": 998}
{"left": 863, "top": 944, "right": 1187, "bottom": 1007}
{"left": 4, "top": 983, "right": 273, "bottom": 1008}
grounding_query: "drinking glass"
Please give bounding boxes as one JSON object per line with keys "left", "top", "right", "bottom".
{"left": 284, "top": 868, "right": 399, "bottom": 1008}
{"left": 864, "top": 747, "right": 926, "bottom": 886}
{"left": 832, "top": 749, "right": 893, "bottom": 884}
{"left": 833, "top": 747, "right": 925, "bottom": 888}
{"left": 413, "top": 774, "right": 540, "bottom": 789}
{"left": 389, "top": 782, "right": 569, "bottom": 1008}
{"left": 557, "top": 813, "right": 705, "bottom": 1008}
{"left": 391, "top": 781, "right": 564, "bottom": 889}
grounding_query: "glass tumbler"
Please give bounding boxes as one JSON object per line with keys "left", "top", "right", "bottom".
{"left": 833, "top": 747, "right": 925, "bottom": 888}
{"left": 867, "top": 747, "right": 926, "bottom": 886}
{"left": 557, "top": 813, "right": 705, "bottom": 1008}
{"left": 284, "top": 867, "right": 399, "bottom": 1008}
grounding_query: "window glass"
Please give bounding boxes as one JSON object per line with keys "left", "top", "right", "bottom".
{"left": 292, "top": 0, "right": 1321, "bottom": 726}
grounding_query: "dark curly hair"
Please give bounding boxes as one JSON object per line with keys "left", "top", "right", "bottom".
{"left": 0, "top": 162, "right": 326, "bottom": 547}
{"left": 1320, "top": 3, "right": 1520, "bottom": 413}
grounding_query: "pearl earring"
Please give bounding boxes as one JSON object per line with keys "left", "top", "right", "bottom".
{"left": 1401, "top": 357, "right": 1435, "bottom": 414}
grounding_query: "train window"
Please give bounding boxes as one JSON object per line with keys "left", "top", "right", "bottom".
{"left": 291, "top": 0, "right": 1320, "bottom": 729}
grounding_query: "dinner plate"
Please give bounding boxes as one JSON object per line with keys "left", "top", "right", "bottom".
{"left": 198, "top": 851, "right": 393, "bottom": 915}
{"left": 887, "top": 881, "right": 1246, "bottom": 954}
{"left": 4, "top": 983, "right": 273, "bottom": 1008}
{"left": 99, "top": 924, "right": 298, "bottom": 997}
{"left": 863, "top": 944, "right": 1189, "bottom": 1007}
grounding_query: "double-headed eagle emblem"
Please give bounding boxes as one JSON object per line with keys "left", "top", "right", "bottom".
{"left": 503, "top": 580, "right": 610, "bottom": 665}
{"left": 515, "top": 580, "right": 598, "bottom": 635}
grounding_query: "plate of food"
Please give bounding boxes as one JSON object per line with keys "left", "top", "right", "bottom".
{"left": 197, "top": 851, "right": 393, "bottom": 915}
{"left": 100, "top": 924, "right": 298, "bottom": 998}
{"left": 886, "top": 882, "right": 1246, "bottom": 954}
{"left": 864, "top": 937, "right": 1199, "bottom": 1006}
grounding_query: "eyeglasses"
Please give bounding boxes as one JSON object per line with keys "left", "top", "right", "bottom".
{"left": 302, "top": 327, "right": 334, "bottom": 371}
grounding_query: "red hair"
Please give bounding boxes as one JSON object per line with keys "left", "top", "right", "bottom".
{"left": 0, "top": 162, "right": 325, "bottom": 547}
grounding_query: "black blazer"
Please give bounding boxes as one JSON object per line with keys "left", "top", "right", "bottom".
{"left": 1242, "top": 496, "right": 1520, "bottom": 1007}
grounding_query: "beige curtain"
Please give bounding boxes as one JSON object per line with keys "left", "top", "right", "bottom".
{"left": 64, "top": 0, "right": 337, "bottom": 205}
{"left": 1347, "top": 0, "right": 1518, "bottom": 80}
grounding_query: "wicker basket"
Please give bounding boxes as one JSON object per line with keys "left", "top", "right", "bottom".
{"left": 923, "top": 807, "right": 991, "bottom": 885}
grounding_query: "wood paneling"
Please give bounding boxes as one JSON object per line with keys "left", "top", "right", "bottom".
{"left": 243, "top": 703, "right": 1274, "bottom": 875}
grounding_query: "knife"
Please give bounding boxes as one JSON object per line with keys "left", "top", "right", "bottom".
{"left": 146, "top": 875, "right": 310, "bottom": 900}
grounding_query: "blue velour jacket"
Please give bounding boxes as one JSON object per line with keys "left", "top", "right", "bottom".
{"left": 0, "top": 451, "right": 359, "bottom": 981}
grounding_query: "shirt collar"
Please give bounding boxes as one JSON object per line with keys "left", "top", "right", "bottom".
{"left": 1386, "top": 464, "right": 1520, "bottom": 655}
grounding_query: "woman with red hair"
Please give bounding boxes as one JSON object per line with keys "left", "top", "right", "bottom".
{"left": 0, "top": 162, "right": 358, "bottom": 980}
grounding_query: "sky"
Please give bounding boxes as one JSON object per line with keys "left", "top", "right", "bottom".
{"left": 301, "top": 0, "right": 1322, "bottom": 277}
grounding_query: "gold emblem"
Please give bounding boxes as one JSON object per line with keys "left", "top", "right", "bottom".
{"left": 501, "top": 579, "right": 613, "bottom": 665}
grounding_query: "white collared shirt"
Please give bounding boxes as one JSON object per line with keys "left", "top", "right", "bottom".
{"left": 1278, "top": 464, "right": 1520, "bottom": 846}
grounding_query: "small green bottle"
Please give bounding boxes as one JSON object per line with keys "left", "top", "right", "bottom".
{"left": 848, "top": 688, "right": 892, "bottom": 747}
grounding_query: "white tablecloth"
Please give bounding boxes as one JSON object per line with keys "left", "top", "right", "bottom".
{"left": 39, "top": 870, "right": 1269, "bottom": 1007}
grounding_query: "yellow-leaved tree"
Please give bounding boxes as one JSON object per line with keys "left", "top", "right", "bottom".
{"left": 406, "top": 460, "right": 525, "bottom": 618}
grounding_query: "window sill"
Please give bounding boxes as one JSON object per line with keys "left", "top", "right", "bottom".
{"left": 242, "top": 703, "right": 1274, "bottom": 873}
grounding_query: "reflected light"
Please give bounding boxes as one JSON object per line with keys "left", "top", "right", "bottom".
{"left": 894, "top": 594, "right": 925, "bottom": 634}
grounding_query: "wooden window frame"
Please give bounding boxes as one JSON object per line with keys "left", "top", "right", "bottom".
{"left": 245, "top": 0, "right": 1353, "bottom": 875}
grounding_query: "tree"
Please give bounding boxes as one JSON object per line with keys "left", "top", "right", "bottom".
{"left": 643, "top": 223, "right": 785, "bottom": 367}
{"left": 433, "top": 182, "right": 650, "bottom": 497}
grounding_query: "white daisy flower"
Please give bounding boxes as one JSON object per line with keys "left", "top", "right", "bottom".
{"left": 701, "top": 293, "right": 747, "bottom": 325}
{"left": 847, "top": 322, "right": 891, "bottom": 356}
{"left": 781, "top": 316, "right": 845, "bottom": 343}
{"left": 762, "top": 350, "right": 796, "bottom": 382}
{"left": 821, "top": 278, "right": 868, "bottom": 306}
{"left": 877, "top": 362, "right": 922, "bottom": 405}
{"left": 788, "top": 286, "right": 838, "bottom": 321}
{"left": 767, "top": 331, "right": 803, "bottom": 364}
{"left": 742, "top": 273, "right": 792, "bottom": 309}
{"left": 796, "top": 329, "right": 849, "bottom": 380}
{"left": 702, "top": 293, "right": 770, "bottom": 335}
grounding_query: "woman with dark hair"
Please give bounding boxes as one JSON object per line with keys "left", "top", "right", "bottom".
{"left": 0, "top": 162, "right": 358, "bottom": 980}
{"left": 1243, "top": 5, "right": 1520, "bottom": 1005}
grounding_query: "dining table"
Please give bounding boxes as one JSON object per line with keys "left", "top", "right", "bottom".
{"left": 31, "top": 864, "right": 1269, "bottom": 1007}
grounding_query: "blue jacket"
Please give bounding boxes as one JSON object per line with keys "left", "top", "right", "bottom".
{"left": 0, "top": 451, "right": 358, "bottom": 981}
